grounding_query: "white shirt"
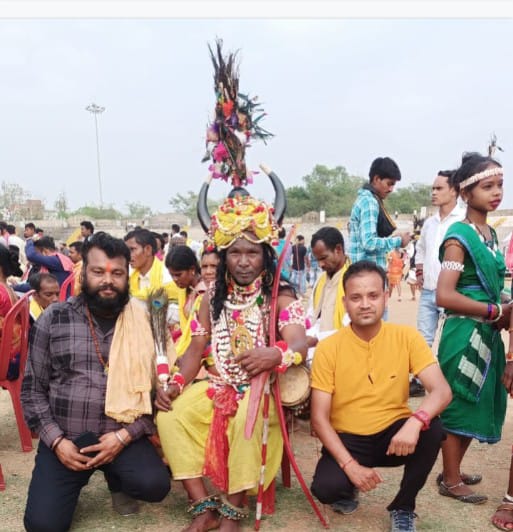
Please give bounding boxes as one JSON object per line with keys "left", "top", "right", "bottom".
{"left": 415, "top": 204, "right": 465, "bottom": 290}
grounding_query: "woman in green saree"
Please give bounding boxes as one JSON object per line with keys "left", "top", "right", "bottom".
{"left": 436, "top": 153, "right": 510, "bottom": 508}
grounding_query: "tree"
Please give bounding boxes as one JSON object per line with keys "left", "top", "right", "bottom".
{"left": 125, "top": 201, "right": 152, "bottom": 219}
{"left": 169, "top": 191, "right": 220, "bottom": 222}
{"left": 54, "top": 191, "right": 69, "bottom": 220}
{"left": 387, "top": 183, "right": 432, "bottom": 214}
{"left": 286, "top": 165, "right": 364, "bottom": 217}
{"left": 0, "top": 181, "right": 31, "bottom": 221}
{"left": 71, "top": 205, "right": 122, "bottom": 220}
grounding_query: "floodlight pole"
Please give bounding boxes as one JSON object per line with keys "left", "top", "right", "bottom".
{"left": 85, "top": 103, "right": 106, "bottom": 206}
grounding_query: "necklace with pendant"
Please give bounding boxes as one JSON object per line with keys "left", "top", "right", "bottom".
{"left": 85, "top": 305, "right": 109, "bottom": 375}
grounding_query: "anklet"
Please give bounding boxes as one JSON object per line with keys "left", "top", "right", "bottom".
{"left": 187, "top": 495, "right": 220, "bottom": 518}
{"left": 504, "top": 493, "right": 513, "bottom": 503}
{"left": 218, "top": 495, "right": 249, "bottom": 520}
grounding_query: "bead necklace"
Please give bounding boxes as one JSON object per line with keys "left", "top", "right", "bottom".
{"left": 211, "top": 281, "right": 268, "bottom": 386}
{"left": 85, "top": 305, "right": 109, "bottom": 375}
{"left": 465, "top": 218, "right": 497, "bottom": 254}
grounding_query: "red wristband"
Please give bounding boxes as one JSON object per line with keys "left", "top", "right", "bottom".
{"left": 411, "top": 409, "right": 430, "bottom": 431}
{"left": 341, "top": 457, "right": 355, "bottom": 470}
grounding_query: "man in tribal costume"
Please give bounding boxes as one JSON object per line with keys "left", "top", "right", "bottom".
{"left": 155, "top": 192, "right": 308, "bottom": 531}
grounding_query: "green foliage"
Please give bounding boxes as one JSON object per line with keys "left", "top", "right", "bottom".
{"left": 285, "top": 166, "right": 432, "bottom": 217}
{"left": 125, "top": 201, "right": 152, "bottom": 219}
{"left": 386, "top": 183, "right": 432, "bottom": 214}
{"left": 54, "top": 191, "right": 69, "bottom": 220}
{"left": 286, "top": 165, "right": 364, "bottom": 217}
{"left": 169, "top": 191, "right": 221, "bottom": 221}
{"left": 71, "top": 204, "right": 122, "bottom": 220}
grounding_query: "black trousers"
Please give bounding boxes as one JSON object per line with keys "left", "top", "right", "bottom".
{"left": 311, "top": 417, "right": 444, "bottom": 512}
{"left": 24, "top": 438, "right": 171, "bottom": 532}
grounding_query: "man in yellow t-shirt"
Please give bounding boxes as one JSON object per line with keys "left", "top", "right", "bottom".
{"left": 311, "top": 260, "right": 452, "bottom": 532}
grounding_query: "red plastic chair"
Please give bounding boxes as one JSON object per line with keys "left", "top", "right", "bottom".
{"left": 59, "top": 271, "right": 75, "bottom": 301}
{"left": 0, "top": 464, "right": 5, "bottom": 491}
{"left": 0, "top": 291, "right": 34, "bottom": 453}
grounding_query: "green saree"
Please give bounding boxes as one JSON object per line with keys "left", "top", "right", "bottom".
{"left": 438, "top": 222, "right": 507, "bottom": 443}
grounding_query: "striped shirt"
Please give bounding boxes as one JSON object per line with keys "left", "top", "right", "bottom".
{"left": 21, "top": 296, "right": 155, "bottom": 449}
{"left": 348, "top": 188, "right": 402, "bottom": 269}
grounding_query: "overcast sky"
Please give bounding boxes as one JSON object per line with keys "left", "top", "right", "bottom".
{"left": 1, "top": 6, "right": 512, "bottom": 214}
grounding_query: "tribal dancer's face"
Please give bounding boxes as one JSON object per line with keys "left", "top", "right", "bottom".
{"left": 226, "top": 236, "right": 264, "bottom": 287}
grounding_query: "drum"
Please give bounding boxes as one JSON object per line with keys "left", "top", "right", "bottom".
{"left": 277, "top": 365, "right": 311, "bottom": 408}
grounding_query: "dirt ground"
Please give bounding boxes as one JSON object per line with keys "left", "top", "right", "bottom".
{"left": 1, "top": 282, "right": 512, "bottom": 531}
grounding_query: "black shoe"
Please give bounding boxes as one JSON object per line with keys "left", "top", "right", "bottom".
{"left": 111, "top": 492, "right": 140, "bottom": 516}
{"left": 330, "top": 491, "right": 359, "bottom": 515}
{"left": 331, "top": 498, "right": 359, "bottom": 515}
{"left": 409, "top": 379, "right": 425, "bottom": 397}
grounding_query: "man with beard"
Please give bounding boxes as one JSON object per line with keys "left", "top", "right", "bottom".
{"left": 21, "top": 232, "right": 171, "bottom": 532}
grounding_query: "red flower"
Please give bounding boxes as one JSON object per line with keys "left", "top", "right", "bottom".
{"left": 222, "top": 101, "right": 234, "bottom": 117}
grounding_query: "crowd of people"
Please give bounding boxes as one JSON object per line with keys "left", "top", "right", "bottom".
{"left": 3, "top": 37, "right": 511, "bottom": 532}
{"left": 0, "top": 148, "right": 505, "bottom": 532}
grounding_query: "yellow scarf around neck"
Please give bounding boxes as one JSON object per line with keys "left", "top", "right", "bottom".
{"left": 313, "top": 260, "right": 350, "bottom": 330}
{"left": 104, "top": 299, "right": 156, "bottom": 423}
{"left": 129, "top": 257, "right": 165, "bottom": 301}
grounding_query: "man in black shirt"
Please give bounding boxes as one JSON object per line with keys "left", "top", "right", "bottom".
{"left": 290, "top": 234, "right": 310, "bottom": 296}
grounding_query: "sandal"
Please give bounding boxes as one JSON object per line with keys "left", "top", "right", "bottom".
{"left": 492, "top": 501, "right": 513, "bottom": 531}
{"left": 436, "top": 472, "right": 482, "bottom": 486}
{"left": 438, "top": 481, "right": 488, "bottom": 504}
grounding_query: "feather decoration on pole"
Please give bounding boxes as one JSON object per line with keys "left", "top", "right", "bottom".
{"left": 148, "top": 288, "right": 170, "bottom": 390}
{"left": 204, "top": 38, "right": 274, "bottom": 188}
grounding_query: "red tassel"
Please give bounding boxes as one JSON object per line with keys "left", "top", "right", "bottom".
{"left": 203, "top": 386, "right": 240, "bottom": 491}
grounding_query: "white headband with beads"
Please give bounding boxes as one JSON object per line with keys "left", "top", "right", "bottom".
{"left": 459, "top": 166, "right": 503, "bottom": 190}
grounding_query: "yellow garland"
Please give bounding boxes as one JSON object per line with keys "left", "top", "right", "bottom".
{"left": 210, "top": 194, "right": 278, "bottom": 250}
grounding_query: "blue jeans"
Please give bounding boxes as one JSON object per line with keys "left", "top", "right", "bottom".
{"left": 290, "top": 269, "right": 307, "bottom": 295}
{"left": 417, "top": 289, "right": 442, "bottom": 347}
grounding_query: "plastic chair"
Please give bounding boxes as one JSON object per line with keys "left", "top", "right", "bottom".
{"left": 59, "top": 271, "right": 75, "bottom": 301}
{"left": 0, "top": 464, "right": 5, "bottom": 491}
{"left": 0, "top": 291, "right": 34, "bottom": 453}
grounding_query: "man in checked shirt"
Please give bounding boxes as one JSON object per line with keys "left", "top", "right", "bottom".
{"left": 21, "top": 232, "right": 171, "bottom": 532}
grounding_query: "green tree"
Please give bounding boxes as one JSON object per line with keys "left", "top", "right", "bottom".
{"left": 286, "top": 165, "right": 364, "bottom": 217}
{"left": 71, "top": 205, "right": 122, "bottom": 220}
{"left": 125, "top": 201, "right": 152, "bottom": 219}
{"left": 169, "top": 191, "right": 221, "bottom": 222}
{"left": 387, "top": 183, "right": 432, "bottom": 214}
{"left": 54, "top": 191, "right": 69, "bottom": 220}
{"left": 0, "top": 182, "right": 30, "bottom": 220}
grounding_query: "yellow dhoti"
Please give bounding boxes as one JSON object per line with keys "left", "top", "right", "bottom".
{"left": 156, "top": 380, "right": 283, "bottom": 495}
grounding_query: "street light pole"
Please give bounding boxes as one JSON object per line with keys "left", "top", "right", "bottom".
{"left": 85, "top": 103, "right": 106, "bottom": 207}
